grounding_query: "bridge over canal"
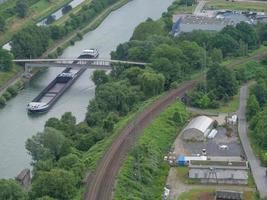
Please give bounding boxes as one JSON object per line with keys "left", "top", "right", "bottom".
{"left": 13, "top": 59, "right": 148, "bottom": 73}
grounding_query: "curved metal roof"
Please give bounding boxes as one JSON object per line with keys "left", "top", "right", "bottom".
{"left": 183, "top": 115, "right": 214, "bottom": 134}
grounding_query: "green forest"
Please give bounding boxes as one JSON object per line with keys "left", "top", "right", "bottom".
{"left": 1, "top": 0, "right": 267, "bottom": 199}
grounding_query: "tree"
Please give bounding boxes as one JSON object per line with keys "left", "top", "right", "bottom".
{"left": 251, "top": 81, "right": 267, "bottom": 106}
{"left": 0, "top": 16, "right": 6, "bottom": 32}
{"left": 207, "top": 64, "right": 238, "bottom": 100}
{"left": 0, "top": 48, "right": 13, "bottom": 71}
{"left": 122, "top": 67, "right": 144, "bottom": 85}
{"left": 252, "top": 108, "right": 267, "bottom": 149}
{"left": 247, "top": 94, "right": 260, "bottom": 119}
{"left": 139, "top": 71, "right": 165, "bottom": 97}
{"left": 15, "top": 1, "right": 29, "bottom": 18}
{"left": 94, "top": 81, "right": 141, "bottom": 114}
{"left": 131, "top": 18, "right": 165, "bottom": 41}
{"left": 92, "top": 70, "right": 109, "bottom": 86}
{"left": 179, "top": 41, "right": 204, "bottom": 70}
{"left": 209, "top": 33, "right": 239, "bottom": 57}
{"left": 49, "top": 26, "right": 66, "bottom": 40}
{"left": 236, "top": 22, "right": 259, "bottom": 49}
{"left": 32, "top": 169, "right": 77, "bottom": 200}
{"left": 26, "top": 127, "right": 71, "bottom": 161}
{"left": 0, "top": 179, "right": 28, "bottom": 200}
{"left": 210, "top": 48, "right": 223, "bottom": 64}
{"left": 103, "top": 112, "right": 119, "bottom": 131}
{"left": 37, "top": 196, "right": 57, "bottom": 200}
{"left": 11, "top": 25, "right": 50, "bottom": 58}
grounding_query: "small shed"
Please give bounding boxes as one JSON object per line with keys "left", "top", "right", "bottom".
{"left": 215, "top": 190, "right": 243, "bottom": 200}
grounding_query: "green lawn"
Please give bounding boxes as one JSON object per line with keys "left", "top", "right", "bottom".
{"left": 206, "top": 0, "right": 267, "bottom": 12}
{"left": 173, "top": 4, "right": 196, "bottom": 14}
{"left": 0, "top": 65, "right": 22, "bottom": 87}
{"left": 204, "top": 91, "right": 240, "bottom": 113}
{"left": 178, "top": 188, "right": 215, "bottom": 200}
{"left": 0, "top": 0, "right": 72, "bottom": 45}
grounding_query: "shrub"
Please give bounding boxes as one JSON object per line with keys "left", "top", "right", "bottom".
{"left": 0, "top": 96, "right": 6, "bottom": 107}
{"left": 7, "top": 85, "right": 19, "bottom": 96}
{"left": 3, "top": 91, "right": 12, "bottom": 100}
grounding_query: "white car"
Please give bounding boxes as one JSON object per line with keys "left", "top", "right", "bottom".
{"left": 219, "top": 145, "right": 229, "bottom": 150}
{"left": 163, "top": 186, "right": 170, "bottom": 200}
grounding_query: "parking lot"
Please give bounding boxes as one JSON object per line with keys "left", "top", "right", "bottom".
{"left": 180, "top": 126, "right": 244, "bottom": 157}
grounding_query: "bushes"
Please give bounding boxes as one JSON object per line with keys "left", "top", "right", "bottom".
{"left": 0, "top": 96, "right": 6, "bottom": 107}
{"left": 114, "top": 101, "right": 189, "bottom": 199}
{"left": 0, "top": 81, "right": 24, "bottom": 108}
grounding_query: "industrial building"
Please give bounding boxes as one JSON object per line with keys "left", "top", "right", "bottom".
{"left": 188, "top": 160, "right": 249, "bottom": 185}
{"left": 181, "top": 115, "right": 215, "bottom": 141}
{"left": 215, "top": 190, "right": 243, "bottom": 200}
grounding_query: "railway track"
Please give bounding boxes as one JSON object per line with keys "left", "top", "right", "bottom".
{"left": 84, "top": 80, "right": 198, "bottom": 200}
{"left": 84, "top": 49, "right": 267, "bottom": 200}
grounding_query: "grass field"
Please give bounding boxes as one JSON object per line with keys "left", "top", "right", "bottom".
{"left": 0, "top": 0, "right": 72, "bottom": 45}
{"left": 178, "top": 188, "right": 215, "bottom": 200}
{"left": 203, "top": 91, "right": 240, "bottom": 113}
{"left": 206, "top": 0, "right": 267, "bottom": 12}
{"left": 173, "top": 4, "right": 197, "bottom": 14}
{"left": 0, "top": 65, "right": 22, "bottom": 87}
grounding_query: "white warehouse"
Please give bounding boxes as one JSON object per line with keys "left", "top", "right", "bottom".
{"left": 182, "top": 115, "right": 215, "bottom": 141}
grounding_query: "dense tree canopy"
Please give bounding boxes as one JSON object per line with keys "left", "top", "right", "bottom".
{"left": 26, "top": 127, "right": 71, "bottom": 161}
{"left": 207, "top": 64, "right": 238, "bottom": 100}
{"left": 131, "top": 18, "right": 166, "bottom": 41}
{"left": 0, "top": 179, "right": 28, "bottom": 200}
{"left": 32, "top": 169, "right": 77, "bottom": 200}
{"left": 11, "top": 25, "right": 50, "bottom": 58}
{"left": 15, "top": 1, "right": 29, "bottom": 18}
{"left": 0, "top": 48, "right": 13, "bottom": 71}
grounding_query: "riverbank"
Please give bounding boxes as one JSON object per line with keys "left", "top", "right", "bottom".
{"left": 0, "top": 0, "right": 72, "bottom": 45}
{"left": 0, "top": 0, "right": 131, "bottom": 105}
{"left": 0, "top": 0, "right": 174, "bottom": 180}
{"left": 42, "top": 0, "right": 131, "bottom": 58}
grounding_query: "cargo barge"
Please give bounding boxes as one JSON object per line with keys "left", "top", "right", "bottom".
{"left": 27, "top": 49, "right": 99, "bottom": 113}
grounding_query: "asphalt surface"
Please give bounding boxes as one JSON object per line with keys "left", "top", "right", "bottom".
{"left": 238, "top": 85, "right": 267, "bottom": 198}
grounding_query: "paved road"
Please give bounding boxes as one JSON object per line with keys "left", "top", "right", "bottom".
{"left": 193, "top": 0, "right": 207, "bottom": 16}
{"left": 238, "top": 85, "right": 267, "bottom": 198}
{"left": 234, "top": 0, "right": 267, "bottom": 4}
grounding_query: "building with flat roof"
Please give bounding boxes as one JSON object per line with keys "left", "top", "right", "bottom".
{"left": 188, "top": 160, "right": 249, "bottom": 185}
{"left": 182, "top": 115, "right": 215, "bottom": 141}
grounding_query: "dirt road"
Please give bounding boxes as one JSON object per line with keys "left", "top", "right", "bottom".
{"left": 84, "top": 80, "right": 198, "bottom": 200}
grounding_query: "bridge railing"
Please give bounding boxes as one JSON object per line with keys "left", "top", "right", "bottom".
{"left": 13, "top": 58, "right": 148, "bottom": 66}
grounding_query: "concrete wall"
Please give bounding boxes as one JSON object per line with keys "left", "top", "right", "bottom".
{"left": 189, "top": 167, "right": 248, "bottom": 185}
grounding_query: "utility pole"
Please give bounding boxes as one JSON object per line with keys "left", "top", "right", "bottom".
{"left": 203, "top": 42, "right": 207, "bottom": 94}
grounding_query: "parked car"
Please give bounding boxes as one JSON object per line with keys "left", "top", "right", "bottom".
{"left": 219, "top": 145, "right": 229, "bottom": 150}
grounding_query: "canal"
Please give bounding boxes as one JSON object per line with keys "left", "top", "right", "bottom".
{"left": 0, "top": 0, "right": 173, "bottom": 179}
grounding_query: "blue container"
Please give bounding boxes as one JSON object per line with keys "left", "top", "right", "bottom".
{"left": 178, "top": 155, "right": 185, "bottom": 166}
